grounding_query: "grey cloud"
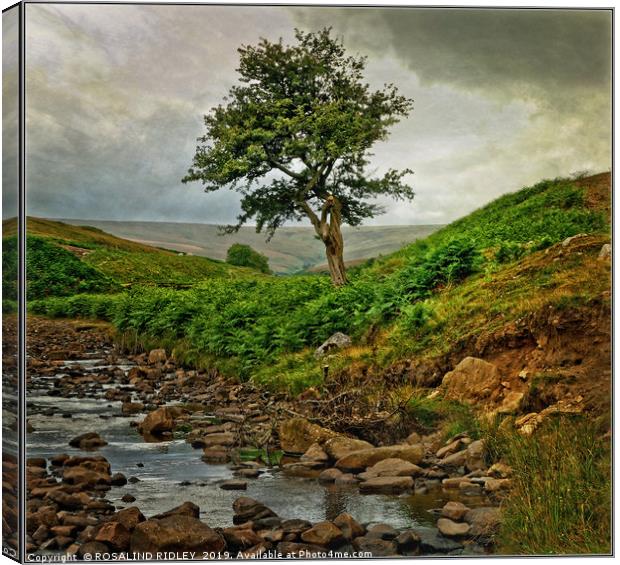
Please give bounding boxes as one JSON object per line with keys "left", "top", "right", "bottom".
{"left": 19, "top": 4, "right": 612, "bottom": 228}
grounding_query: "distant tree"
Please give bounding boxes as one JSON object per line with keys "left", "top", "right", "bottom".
{"left": 183, "top": 28, "right": 414, "bottom": 286}
{"left": 226, "top": 243, "right": 271, "bottom": 273}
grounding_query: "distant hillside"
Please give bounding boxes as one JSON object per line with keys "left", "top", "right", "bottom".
{"left": 2, "top": 217, "right": 258, "bottom": 294}
{"left": 54, "top": 219, "right": 442, "bottom": 273}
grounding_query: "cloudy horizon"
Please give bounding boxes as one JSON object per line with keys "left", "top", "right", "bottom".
{"left": 6, "top": 4, "right": 612, "bottom": 227}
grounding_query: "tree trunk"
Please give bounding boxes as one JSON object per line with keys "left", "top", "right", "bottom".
{"left": 323, "top": 197, "right": 347, "bottom": 287}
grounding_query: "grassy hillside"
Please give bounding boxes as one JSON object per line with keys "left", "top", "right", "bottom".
{"left": 2, "top": 217, "right": 260, "bottom": 301}
{"left": 55, "top": 219, "right": 442, "bottom": 273}
{"left": 29, "top": 173, "right": 610, "bottom": 385}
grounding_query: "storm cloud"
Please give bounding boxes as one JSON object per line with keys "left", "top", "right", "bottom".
{"left": 16, "top": 4, "right": 611, "bottom": 226}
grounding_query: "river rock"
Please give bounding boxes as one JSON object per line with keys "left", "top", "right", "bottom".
{"left": 221, "top": 480, "right": 247, "bottom": 491}
{"left": 318, "top": 468, "right": 343, "bottom": 483}
{"left": 437, "top": 518, "right": 470, "bottom": 538}
{"left": 278, "top": 418, "right": 338, "bottom": 454}
{"left": 138, "top": 406, "right": 175, "bottom": 436}
{"left": 364, "top": 458, "right": 424, "bottom": 478}
{"left": 395, "top": 530, "right": 421, "bottom": 553}
{"left": 314, "top": 332, "right": 352, "bottom": 359}
{"left": 359, "top": 476, "right": 414, "bottom": 494}
{"left": 366, "top": 524, "right": 399, "bottom": 540}
{"left": 113, "top": 507, "right": 145, "bottom": 531}
{"left": 202, "top": 447, "right": 230, "bottom": 463}
{"left": 335, "top": 444, "right": 424, "bottom": 472}
{"left": 418, "top": 529, "right": 464, "bottom": 553}
{"left": 232, "top": 497, "right": 277, "bottom": 524}
{"left": 352, "top": 536, "right": 398, "bottom": 556}
{"left": 280, "top": 519, "right": 312, "bottom": 537}
{"left": 151, "top": 502, "right": 199, "bottom": 520}
{"left": 484, "top": 478, "right": 512, "bottom": 493}
{"left": 441, "top": 357, "right": 501, "bottom": 404}
{"left": 202, "top": 433, "right": 235, "bottom": 447}
{"left": 333, "top": 513, "right": 364, "bottom": 541}
{"left": 322, "top": 437, "right": 374, "bottom": 460}
{"left": 441, "top": 501, "right": 470, "bottom": 521}
{"left": 147, "top": 349, "right": 167, "bottom": 365}
{"left": 95, "top": 522, "right": 131, "bottom": 551}
{"left": 121, "top": 494, "right": 136, "bottom": 503}
{"left": 300, "top": 521, "right": 345, "bottom": 547}
{"left": 110, "top": 473, "right": 127, "bottom": 486}
{"left": 300, "top": 443, "right": 329, "bottom": 464}
{"left": 130, "top": 515, "right": 225, "bottom": 553}
{"left": 222, "top": 527, "right": 262, "bottom": 550}
{"left": 62, "top": 463, "right": 111, "bottom": 488}
{"left": 68, "top": 432, "right": 108, "bottom": 450}
{"left": 438, "top": 449, "right": 467, "bottom": 468}
{"left": 436, "top": 438, "right": 468, "bottom": 459}
{"left": 121, "top": 402, "right": 144, "bottom": 415}
{"left": 465, "top": 440, "right": 486, "bottom": 472}
{"left": 463, "top": 507, "right": 501, "bottom": 541}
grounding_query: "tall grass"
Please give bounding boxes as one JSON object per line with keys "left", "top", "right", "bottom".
{"left": 486, "top": 417, "right": 611, "bottom": 555}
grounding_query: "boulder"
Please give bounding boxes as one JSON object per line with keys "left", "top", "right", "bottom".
{"left": 62, "top": 466, "right": 111, "bottom": 488}
{"left": 322, "top": 437, "right": 373, "bottom": 461}
{"left": 113, "top": 507, "right": 145, "bottom": 531}
{"left": 318, "top": 468, "right": 343, "bottom": 483}
{"left": 335, "top": 444, "right": 424, "bottom": 472}
{"left": 359, "top": 476, "right": 414, "bottom": 494}
{"left": 396, "top": 531, "right": 421, "bottom": 554}
{"left": 300, "top": 521, "right": 345, "bottom": 547}
{"left": 110, "top": 473, "right": 127, "bottom": 486}
{"left": 352, "top": 536, "right": 398, "bottom": 556}
{"left": 300, "top": 443, "right": 329, "bottom": 464}
{"left": 68, "top": 432, "right": 108, "bottom": 450}
{"left": 151, "top": 501, "right": 199, "bottom": 520}
{"left": 464, "top": 507, "right": 501, "bottom": 541}
{"left": 364, "top": 458, "right": 423, "bottom": 478}
{"left": 130, "top": 515, "right": 225, "bottom": 553}
{"left": 441, "top": 501, "right": 469, "bottom": 522}
{"left": 121, "top": 402, "right": 145, "bottom": 415}
{"left": 465, "top": 440, "right": 486, "bottom": 472}
{"left": 222, "top": 527, "right": 262, "bottom": 551}
{"left": 138, "top": 407, "right": 175, "bottom": 436}
{"left": 278, "top": 418, "right": 338, "bottom": 454}
{"left": 418, "top": 529, "right": 464, "bottom": 553}
{"left": 202, "top": 433, "right": 235, "bottom": 448}
{"left": 366, "top": 524, "right": 399, "bottom": 540}
{"left": 437, "top": 518, "right": 470, "bottom": 538}
{"left": 95, "top": 522, "right": 131, "bottom": 551}
{"left": 232, "top": 497, "right": 277, "bottom": 524}
{"left": 314, "top": 332, "right": 352, "bottom": 359}
{"left": 438, "top": 450, "right": 467, "bottom": 468}
{"left": 333, "top": 513, "right": 364, "bottom": 541}
{"left": 441, "top": 357, "right": 501, "bottom": 404}
{"left": 148, "top": 349, "right": 167, "bottom": 365}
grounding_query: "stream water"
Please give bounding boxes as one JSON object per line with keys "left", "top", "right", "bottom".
{"left": 27, "top": 357, "right": 490, "bottom": 533}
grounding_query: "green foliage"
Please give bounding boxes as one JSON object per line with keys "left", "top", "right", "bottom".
{"left": 226, "top": 243, "right": 271, "bottom": 273}
{"left": 28, "top": 176, "right": 609, "bottom": 386}
{"left": 183, "top": 28, "right": 414, "bottom": 239}
{"left": 3, "top": 236, "right": 117, "bottom": 300}
{"left": 487, "top": 417, "right": 611, "bottom": 555}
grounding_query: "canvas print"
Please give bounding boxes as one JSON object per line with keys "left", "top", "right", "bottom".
{"left": 1, "top": 2, "right": 613, "bottom": 561}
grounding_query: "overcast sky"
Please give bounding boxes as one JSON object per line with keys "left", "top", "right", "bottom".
{"left": 8, "top": 4, "right": 612, "bottom": 225}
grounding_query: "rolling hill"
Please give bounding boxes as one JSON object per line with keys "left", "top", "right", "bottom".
{"left": 54, "top": 219, "right": 442, "bottom": 273}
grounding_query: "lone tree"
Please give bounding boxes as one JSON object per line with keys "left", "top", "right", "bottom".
{"left": 183, "top": 28, "right": 414, "bottom": 286}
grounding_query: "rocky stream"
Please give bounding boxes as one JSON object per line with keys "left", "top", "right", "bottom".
{"left": 9, "top": 317, "right": 508, "bottom": 559}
